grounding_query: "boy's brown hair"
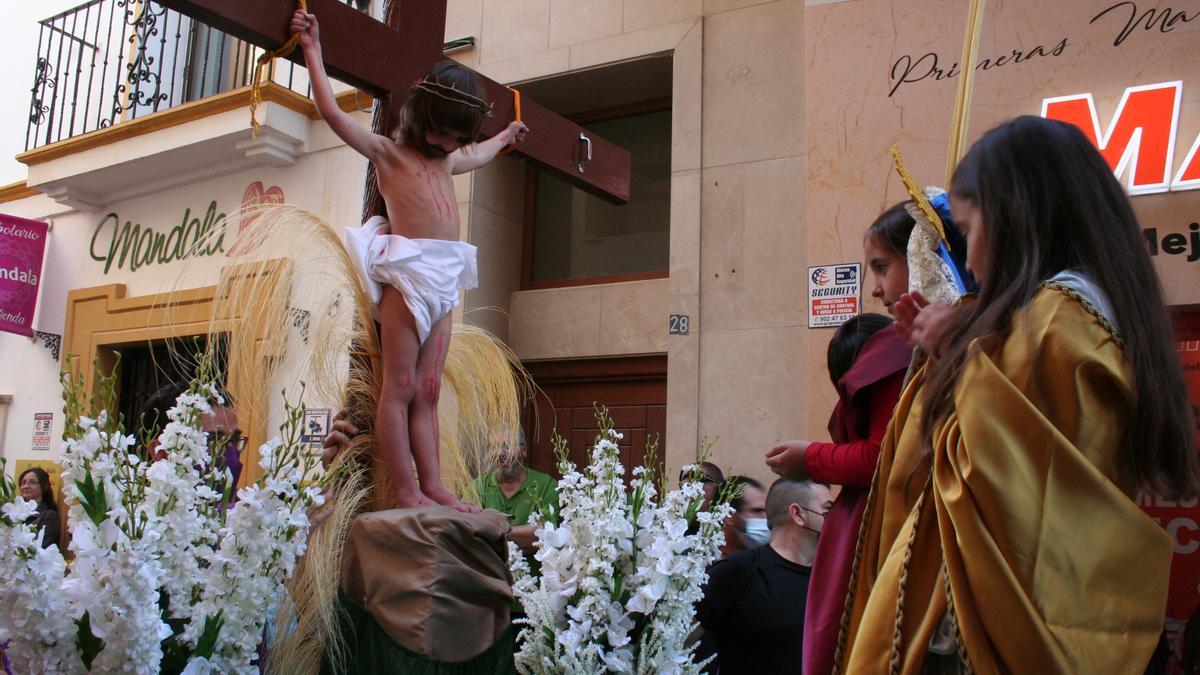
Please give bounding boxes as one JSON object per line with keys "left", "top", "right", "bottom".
{"left": 396, "top": 60, "right": 490, "bottom": 155}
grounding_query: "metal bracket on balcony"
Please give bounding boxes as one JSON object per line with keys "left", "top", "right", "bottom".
{"left": 33, "top": 331, "right": 62, "bottom": 363}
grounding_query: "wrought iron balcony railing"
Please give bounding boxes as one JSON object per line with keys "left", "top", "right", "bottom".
{"left": 25, "top": 0, "right": 366, "bottom": 152}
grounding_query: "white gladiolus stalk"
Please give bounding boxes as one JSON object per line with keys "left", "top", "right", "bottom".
{"left": 58, "top": 411, "right": 172, "bottom": 675}
{"left": 511, "top": 408, "right": 732, "bottom": 674}
{"left": 0, "top": 471, "right": 80, "bottom": 674}
{"left": 187, "top": 397, "right": 326, "bottom": 674}
{"left": 146, "top": 384, "right": 225, "bottom": 638}
{"left": 0, "top": 356, "right": 329, "bottom": 675}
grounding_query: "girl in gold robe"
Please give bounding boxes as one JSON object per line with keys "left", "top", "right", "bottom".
{"left": 837, "top": 116, "right": 1199, "bottom": 674}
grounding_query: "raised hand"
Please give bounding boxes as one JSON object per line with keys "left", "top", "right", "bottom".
{"left": 893, "top": 291, "right": 955, "bottom": 354}
{"left": 765, "top": 440, "right": 811, "bottom": 480}
{"left": 503, "top": 121, "right": 529, "bottom": 146}
{"left": 290, "top": 10, "right": 319, "bottom": 51}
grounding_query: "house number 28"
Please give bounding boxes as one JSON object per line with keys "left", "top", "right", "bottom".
{"left": 669, "top": 314, "right": 690, "bottom": 335}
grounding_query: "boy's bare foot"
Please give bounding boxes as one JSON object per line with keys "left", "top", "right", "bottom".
{"left": 422, "top": 485, "right": 482, "bottom": 514}
{"left": 394, "top": 490, "right": 436, "bottom": 509}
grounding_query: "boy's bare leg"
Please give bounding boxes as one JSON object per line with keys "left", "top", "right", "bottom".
{"left": 410, "top": 313, "right": 480, "bottom": 513}
{"left": 377, "top": 287, "right": 434, "bottom": 509}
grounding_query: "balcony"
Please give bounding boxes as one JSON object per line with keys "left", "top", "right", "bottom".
{"left": 18, "top": 0, "right": 371, "bottom": 209}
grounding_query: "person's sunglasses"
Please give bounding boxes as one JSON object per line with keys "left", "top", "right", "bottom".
{"left": 210, "top": 434, "right": 248, "bottom": 453}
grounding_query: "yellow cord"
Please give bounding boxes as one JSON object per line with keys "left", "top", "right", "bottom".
{"left": 250, "top": 0, "right": 308, "bottom": 137}
{"left": 496, "top": 87, "right": 521, "bottom": 156}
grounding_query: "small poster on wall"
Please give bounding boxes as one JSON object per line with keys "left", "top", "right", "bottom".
{"left": 32, "top": 412, "right": 53, "bottom": 451}
{"left": 301, "top": 408, "right": 331, "bottom": 449}
{"left": 807, "top": 263, "right": 861, "bottom": 328}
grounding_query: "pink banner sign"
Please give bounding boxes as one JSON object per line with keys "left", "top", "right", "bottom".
{"left": 0, "top": 214, "right": 49, "bottom": 337}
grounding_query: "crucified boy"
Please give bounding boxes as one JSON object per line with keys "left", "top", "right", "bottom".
{"left": 293, "top": 10, "right": 527, "bottom": 512}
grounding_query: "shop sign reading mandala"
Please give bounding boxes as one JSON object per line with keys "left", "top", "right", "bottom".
{"left": 808, "top": 263, "right": 861, "bottom": 328}
{"left": 89, "top": 200, "right": 228, "bottom": 274}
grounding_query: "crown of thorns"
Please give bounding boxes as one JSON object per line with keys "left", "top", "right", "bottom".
{"left": 410, "top": 78, "right": 494, "bottom": 116}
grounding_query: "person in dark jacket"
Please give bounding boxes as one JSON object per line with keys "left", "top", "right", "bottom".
{"left": 18, "top": 467, "right": 60, "bottom": 549}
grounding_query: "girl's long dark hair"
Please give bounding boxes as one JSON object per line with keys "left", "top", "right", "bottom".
{"left": 865, "top": 201, "right": 916, "bottom": 256}
{"left": 920, "top": 115, "right": 1198, "bottom": 498}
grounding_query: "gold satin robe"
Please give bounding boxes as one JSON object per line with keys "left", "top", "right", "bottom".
{"left": 839, "top": 285, "right": 1172, "bottom": 674}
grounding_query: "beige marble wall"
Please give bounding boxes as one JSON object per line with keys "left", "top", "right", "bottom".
{"left": 695, "top": 0, "right": 806, "bottom": 482}
{"left": 507, "top": 279, "right": 670, "bottom": 359}
{"left": 461, "top": 157, "right": 524, "bottom": 341}
{"left": 802, "top": 0, "right": 1200, "bottom": 437}
{"left": 458, "top": 0, "right": 706, "bottom": 86}
{"left": 665, "top": 20, "right": 705, "bottom": 481}
{"left": 453, "top": 0, "right": 808, "bottom": 483}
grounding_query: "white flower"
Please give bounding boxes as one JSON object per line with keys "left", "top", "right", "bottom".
{"left": 2, "top": 497, "right": 38, "bottom": 523}
{"left": 512, "top": 411, "right": 729, "bottom": 675}
{"left": 3, "top": 379, "right": 326, "bottom": 675}
{"left": 181, "top": 656, "right": 213, "bottom": 675}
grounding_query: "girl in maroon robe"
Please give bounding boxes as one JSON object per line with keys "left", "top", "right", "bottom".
{"left": 766, "top": 204, "right": 917, "bottom": 674}
{"left": 802, "top": 315, "right": 909, "bottom": 674}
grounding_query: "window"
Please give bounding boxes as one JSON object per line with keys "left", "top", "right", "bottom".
{"left": 517, "top": 55, "right": 674, "bottom": 288}
{"left": 526, "top": 105, "right": 671, "bottom": 287}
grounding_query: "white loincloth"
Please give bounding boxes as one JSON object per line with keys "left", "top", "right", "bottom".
{"left": 345, "top": 216, "right": 478, "bottom": 345}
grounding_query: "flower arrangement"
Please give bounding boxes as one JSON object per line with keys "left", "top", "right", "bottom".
{"left": 0, "top": 354, "right": 328, "bottom": 675}
{"left": 510, "top": 408, "right": 733, "bottom": 674}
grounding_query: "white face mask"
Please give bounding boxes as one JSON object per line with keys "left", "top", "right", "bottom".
{"left": 743, "top": 517, "right": 771, "bottom": 546}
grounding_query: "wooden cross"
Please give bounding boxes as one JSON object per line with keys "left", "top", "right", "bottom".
{"left": 155, "top": 0, "right": 632, "bottom": 208}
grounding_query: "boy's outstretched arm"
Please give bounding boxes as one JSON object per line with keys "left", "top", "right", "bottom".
{"left": 291, "top": 11, "right": 390, "bottom": 162}
{"left": 449, "top": 121, "right": 529, "bottom": 174}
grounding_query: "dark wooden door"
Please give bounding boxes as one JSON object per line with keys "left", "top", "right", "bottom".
{"left": 522, "top": 355, "right": 667, "bottom": 481}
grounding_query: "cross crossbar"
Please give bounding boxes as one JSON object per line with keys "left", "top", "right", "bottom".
{"left": 156, "top": 0, "right": 631, "bottom": 203}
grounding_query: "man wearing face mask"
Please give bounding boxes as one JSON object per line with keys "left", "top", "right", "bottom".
{"left": 697, "top": 478, "right": 833, "bottom": 675}
{"left": 719, "top": 476, "right": 768, "bottom": 558}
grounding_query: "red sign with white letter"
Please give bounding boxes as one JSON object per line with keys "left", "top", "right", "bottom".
{"left": 1043, "top": 81, "right": 1200, "bottom": 194}
{"left": 0, "top": 214, "right": 49, "bottom": 337}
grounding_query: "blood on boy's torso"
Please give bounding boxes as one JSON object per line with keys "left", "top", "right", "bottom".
{"left": 375, "top": 143, "right": 461, "bottom": 242}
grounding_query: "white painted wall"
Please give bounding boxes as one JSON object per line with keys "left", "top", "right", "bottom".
{"left": 0, "top": 134, "right": 369, "bottom": 476}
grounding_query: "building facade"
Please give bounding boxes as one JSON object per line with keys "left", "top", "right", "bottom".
{"left": 1, "top": 0, "right": 1198, "bottom": 622}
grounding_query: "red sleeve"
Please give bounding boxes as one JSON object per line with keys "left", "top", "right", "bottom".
{"left": 803, "top": 371, "right": 905, "bottom": 488}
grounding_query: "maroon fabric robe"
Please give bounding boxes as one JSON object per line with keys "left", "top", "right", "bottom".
{"left": 801, "top": 324, "right": 910, "bottom": 675}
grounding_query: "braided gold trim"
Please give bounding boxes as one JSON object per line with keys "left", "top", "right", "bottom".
{"left": 832, "top": 444, "right": 890, "bottom": 674}
{"left": 940, "top": 558, "right": 973, "bottom": 674}
{"left": 250, "top": 0, "right": 308, "bottom": 137}
{"left": 1041, "top": 281, "right": 1124, "bottom": 350}
{"left": 889, "top": 479, "right": 930, "bottom": 675}
{"left": 891, "top": 144, "right": 950, "bottom": 247}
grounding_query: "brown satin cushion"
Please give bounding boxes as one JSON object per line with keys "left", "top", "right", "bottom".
{"left": 339, "top": 507, "right": 514, "bottom": 662}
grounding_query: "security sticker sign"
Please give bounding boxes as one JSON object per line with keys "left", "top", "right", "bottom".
{"left": 808, "top": 263, "right": 861, "bottom": 328}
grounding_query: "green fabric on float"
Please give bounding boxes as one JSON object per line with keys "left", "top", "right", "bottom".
{"left": 321, "top": 590, "right": 516, "bottom": 675}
